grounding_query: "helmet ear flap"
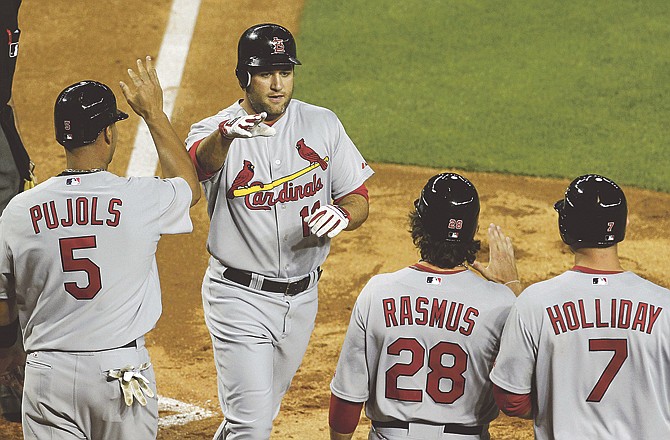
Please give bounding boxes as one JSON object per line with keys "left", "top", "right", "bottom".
{"left": 235, "top": 69, "right": 251, "bottom": 89}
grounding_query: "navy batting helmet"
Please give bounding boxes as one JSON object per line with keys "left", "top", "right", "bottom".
{"left": 55, "top": 81, "right": 128, "bottom": 150}
{"left": 235, "top": 23, "right": 301, "bottom": 88}
{"left": 415, "top": 173, "right": 480, "bottom": 242}
{"left": 554, "top": 174, "right": 627, "bottom": 248}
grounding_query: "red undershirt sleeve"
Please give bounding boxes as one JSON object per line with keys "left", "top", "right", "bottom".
{"left": 334, "top": 184, "right": 369, "bottom": 204}
{"left": 188, "top": 139, "right": 217, "bottom": 182}
{"left": 493, "top": 384, "right": 532, "bottom": 417}
{"left": 329, "top": 394, "right": 364, "bottom": 434}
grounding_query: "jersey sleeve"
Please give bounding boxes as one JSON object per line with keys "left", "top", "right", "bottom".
{"left": 185, "top": 114, "right": 221, "bottom": 151}
{"left": 330, "top": 291, "right": 370, "bottom": 403}
{"left": 329, "top": 117, "right": 374, "bottom": 200}
{"left": 157, "top": 177, "right": 193, "bottom": 235}
{"left": 489, "top": 302, "right": 537, "bottom": 394}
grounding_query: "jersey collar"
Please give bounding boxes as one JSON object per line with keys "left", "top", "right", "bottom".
{"left": 571, "top": 265, "right": 624, "bottom": 275}
{"left": 410, "top": 262, "right": 467, "bottom": 275}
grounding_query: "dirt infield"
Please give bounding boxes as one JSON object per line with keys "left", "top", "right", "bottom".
{"left": 1, "top": 1, "right": 669, "bottom": 439}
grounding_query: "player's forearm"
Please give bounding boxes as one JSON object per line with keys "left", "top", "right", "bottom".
{"left": 0, "top": 300, "right": 17, "bottom": 326}
{"left": 194, "top": 129, "right": 233, "bottom": 176}
{"left": 337, "top": 193, "right": 369, "bottom": 231}
{"left": 145, "top": 113, "right": 201, "bottom": 206}
{"left": 330, "top": 427, "right": 355, "bottom": 440}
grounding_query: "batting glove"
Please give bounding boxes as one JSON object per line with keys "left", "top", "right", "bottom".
{"left": 218, "top": 112, "right": 276, "bottom": 140}
{"left": 106, "top": 363, "right": 155, "bottom": 407}
{"left": 306, "top": 204, "right": 350, "bottom": 238}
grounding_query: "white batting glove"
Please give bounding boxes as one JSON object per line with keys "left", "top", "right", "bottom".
{"left": 306, "top": 204, "right": 350, "bottom": 238}
{"left": 106, "top": 363, "right": 155, "bottom": 407}
{"left": 218, "top": 112, "right": 276, "bottom": 139}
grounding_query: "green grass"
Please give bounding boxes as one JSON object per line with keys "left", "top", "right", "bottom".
{"left": 296, "top": 0, "right": 670, "bottom": 192}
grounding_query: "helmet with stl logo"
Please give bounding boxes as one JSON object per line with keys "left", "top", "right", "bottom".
{"left": 235, "top": 23, "right": 301, "bottom": 88}
{"left": 554, "top": 174, "right": 627, "bottom": 248}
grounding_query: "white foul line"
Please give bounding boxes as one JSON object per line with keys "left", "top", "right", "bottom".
{"left": 158, "top": 394, "right": 215, "bottom": 428}
{"left": 126, "top": 0, "right": 201, "bottom": 177}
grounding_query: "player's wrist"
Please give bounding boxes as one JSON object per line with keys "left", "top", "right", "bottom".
{"left": 333, "top": 204, "right": 351, "bottom": 220}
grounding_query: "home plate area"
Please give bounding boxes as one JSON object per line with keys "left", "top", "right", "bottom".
{"left": 158, "top": 395, "right": 214, "bottom": 427}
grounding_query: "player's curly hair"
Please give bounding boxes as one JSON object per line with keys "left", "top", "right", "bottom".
{"left": 409, "top": 210, "right": 481, "bottom": 268}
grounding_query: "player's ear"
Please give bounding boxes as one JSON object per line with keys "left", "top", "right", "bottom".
{"left": 103, "top": 126, "right": 111, "bottom": 145}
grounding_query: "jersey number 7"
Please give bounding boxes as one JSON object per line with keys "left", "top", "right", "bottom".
{"left": 59, "top": 236, "right": 102, "bottom": 300}
{"left": 385, "top": 337, "right": 468, "bottom": 404}
{"left": 587, "top": 338, "right": 628, "bottom": 402}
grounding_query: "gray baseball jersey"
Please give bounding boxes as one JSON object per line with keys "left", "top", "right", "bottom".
{"left": 331, "top": 265, "right": 516, "bottom": 432}
{"left": 490, "top": 268, "right": 670, "bottom": 439}
{"left": 0, "top": 171, "right": 192, "bottom": 352}
{"left": 185, "top": 98, "right": 374, "bottom": 278}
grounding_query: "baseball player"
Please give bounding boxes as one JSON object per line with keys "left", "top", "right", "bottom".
{"left": 329, "top": 173, "right": 520, "bottom": 440}
{"left": 185, "top": 23, "right": 374, "bottom": 439}
{"left": 0, "top": 0, "right": 34, "bottom": 422}
{"left": 0, "top": 56, "right": 200, "bottom": 439}
{"left": 490, "top": 174, "right": 670, "bottom": 439}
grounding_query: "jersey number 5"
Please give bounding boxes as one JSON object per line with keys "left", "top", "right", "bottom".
{"left": 587, "top": 338, "right": 628, "bottom": 402}
{"left": 59, "top": 236, "right": 102, "bottom": 300}
{"left": 385, "top": 337, "right": 468, "bottom": 404}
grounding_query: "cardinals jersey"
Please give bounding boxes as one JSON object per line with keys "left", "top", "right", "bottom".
{"left": 186, "top": 99, "right": 373, "bottom": 278}
{"left": 490, "top": 268, "right": 670, "bottom": 439}
{"left": 0, "top": 172, "right": 192, "bottom": 352}
{"left": 331, "top": 265, "right": 516, "bottom": 429}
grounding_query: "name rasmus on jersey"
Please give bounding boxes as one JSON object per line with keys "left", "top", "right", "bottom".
{"left": 245, "top": 174, "right": 323, "bottom": 211}
{"left": 29, "top": 197, "right": 122, "bottom": 234}
{"left": 382, "top": 296, "right": 479, "bottom": 336}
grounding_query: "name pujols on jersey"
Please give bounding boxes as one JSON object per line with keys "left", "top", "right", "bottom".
{"left": 382, "top": 295, "right": 479, "bottom": 336}
{"left": 546, "top": 296, "right": 663, "bottom": 335}
{"left": 29, "top": 196, "right": 122, "bottom": 234}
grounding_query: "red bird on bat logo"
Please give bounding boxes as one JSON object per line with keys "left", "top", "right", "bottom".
{"left": 227, "top": 160, "right": 255, "bottom": 199}
{"left": 296, "top": 138, "right": 328, "bottom": 170}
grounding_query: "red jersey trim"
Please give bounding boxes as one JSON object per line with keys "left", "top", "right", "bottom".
{"left": 493, "top": 385, "right": 532, "bottom": 417}
{"left": 410, "top": 263, "right": 467, "bottom": 275}
{"left": 334, "top": 184, "right": 369, "bottom": 203}
{"left": 571, "top": 266, "right": 624, "bottom": 275}
{"left": 329, "top": 394, "right": 363, "bottom": 434}
{"left": 188, "top": 139, "right": 217, "bottom": 182}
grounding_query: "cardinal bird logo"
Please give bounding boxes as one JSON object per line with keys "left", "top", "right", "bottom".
{"left": 296, "top": 138, "right": 328, "bottom": 170}
{"left": 227, "top": 160, "right": 255, "bottom": 199}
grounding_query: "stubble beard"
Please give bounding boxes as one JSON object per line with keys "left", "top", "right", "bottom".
{"left": 247, "top": 91, "right": 293, "bottom": 122}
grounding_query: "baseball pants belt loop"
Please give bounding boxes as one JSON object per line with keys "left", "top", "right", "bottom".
{"left": 223, "top": 267, "right": 322, "bottom": 296}
{"left": 371, "top": 420, "right": 483, "bottom": 436}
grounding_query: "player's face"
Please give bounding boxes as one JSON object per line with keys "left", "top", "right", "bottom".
{"left": 245, "top": 67, "right": 294, "bottom": 122}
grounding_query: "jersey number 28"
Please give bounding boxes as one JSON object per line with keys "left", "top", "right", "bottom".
{"left": 59, "top": 236, "right": 102, "bottom": 300}
{"left": 385, "top": 337, "right": 467, "bottom": 404}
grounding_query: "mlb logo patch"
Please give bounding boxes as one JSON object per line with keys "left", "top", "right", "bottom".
{"left": 66, "top": 177, "right": 81, "bottom": 186}
{"left": 427, "top": 277, "right": 442, "bottom": 285}
{"left": 605, "top": 235, "right": 615, "bottom": 241}
{"left": 593, "top": 277, "right": 608, "bottom": 286}
{"left": 448, "top": 232, "right": 459, "bottom": 239}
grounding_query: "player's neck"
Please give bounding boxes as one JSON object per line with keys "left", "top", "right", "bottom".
{"left": 572, "top": 246, "right": 624, "bottom": 272}
{"left": 65, "top": 144, "right": 110, "bottom": 172}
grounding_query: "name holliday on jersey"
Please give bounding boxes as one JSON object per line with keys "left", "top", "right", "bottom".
{"left": 382, "top": 296, "right": 479, "bottom": 336}
{"left": 546, "top": 298, "right": 663, "bottom": 336}
{"left": 244, "top": 174, "right": 323, "bottom": 211}
{"left": 29, "top": 197, "right": 122, "bottom": 234}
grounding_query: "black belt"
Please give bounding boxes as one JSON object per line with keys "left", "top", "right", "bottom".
{"left": 372, "top": 420, "right": 483, "bottom": 436}
{"left": 223, "top": 267, "right": 321, "bottom": 296}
